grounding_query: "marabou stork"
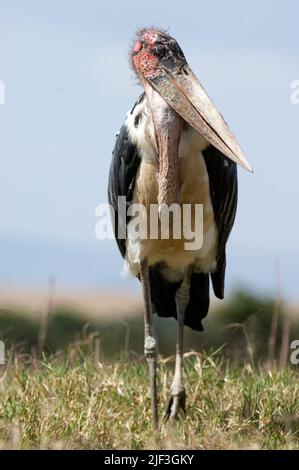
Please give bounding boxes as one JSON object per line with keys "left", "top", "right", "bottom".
{"left": 108, "top": 28, "right": 252, "bottom": 429}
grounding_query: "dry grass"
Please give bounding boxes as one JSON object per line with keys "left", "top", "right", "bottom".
{"left": 0, "top": 344, "right": 298, "bottom": 450}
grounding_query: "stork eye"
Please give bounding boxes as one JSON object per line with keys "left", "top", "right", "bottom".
{"left": 154, "top": 43, "right": 166, "bottom": 58}
{"left": 133, "top": 40, "right": 143, "bottom": 54}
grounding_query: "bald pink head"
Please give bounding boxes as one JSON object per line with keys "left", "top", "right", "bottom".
{"left": 131, "top": 28, "right": 186, "bottom": 81}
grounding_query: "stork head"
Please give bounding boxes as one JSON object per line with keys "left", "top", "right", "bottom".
{"left": 132, "top": 29, "right": 186, "bottom": 81}
{"left": 131, "top": 28, "right": 252, "bottom": 174}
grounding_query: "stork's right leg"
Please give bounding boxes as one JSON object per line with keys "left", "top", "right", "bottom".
{"left": 140, "top": 258, "right": 158, "bottom": 430}
{"left": 164, "top": 268, "right": 191, "bottom": 421}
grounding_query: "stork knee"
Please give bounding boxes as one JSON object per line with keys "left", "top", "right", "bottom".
{"left": 175, "top": 276, "right": 191, "bottom": 314}
{"left": 170, "top": 382, "right": 185, "bottom": 397}
{"left": 144, "top": 335, "right": 157, "bottom": 359}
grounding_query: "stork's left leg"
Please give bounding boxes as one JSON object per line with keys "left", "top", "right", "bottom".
{"left": 140, "top": 258, "right": 159, "bottom": 430}
{"left": 164, "top": 268, "right": 191, "bottom": 421}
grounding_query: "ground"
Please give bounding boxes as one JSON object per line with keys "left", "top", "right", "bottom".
{"left": 0, "top": 346, "right": 298, "bottom": 450}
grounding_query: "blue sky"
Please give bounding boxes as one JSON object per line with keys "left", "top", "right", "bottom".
{"left": 0, "top": 1, "right": 298, "bottom": 301}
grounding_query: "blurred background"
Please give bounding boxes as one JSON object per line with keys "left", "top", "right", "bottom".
{"left": 0, "top": 0, "right": 298, "bottom": 361}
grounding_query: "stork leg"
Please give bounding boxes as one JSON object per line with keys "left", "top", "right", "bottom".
{"left": 164, "top": 268, "right": 191, "bottom": 421}
{"left": 140, "top": 258, "right": 159, "bottom": 430}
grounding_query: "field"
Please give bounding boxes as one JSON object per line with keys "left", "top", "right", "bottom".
{"left": 0, "top": 346, "right": 298, "bottom": 450}
{"left": 0, "top": 289, "right": 298, "bottom": 450}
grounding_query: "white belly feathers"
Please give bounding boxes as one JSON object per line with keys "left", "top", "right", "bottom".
{"left": 124, "top": 96, "right": 218, "bottom": 281}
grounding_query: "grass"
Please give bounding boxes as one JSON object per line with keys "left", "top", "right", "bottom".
{"left": 0, "top": 343, "right": 298, "bottom": 450}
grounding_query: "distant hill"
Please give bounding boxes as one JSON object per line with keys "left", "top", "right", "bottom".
{"left": 0, "top": 236, "right": 298, "bottom": 303}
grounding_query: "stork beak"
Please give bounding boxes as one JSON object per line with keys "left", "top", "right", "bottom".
{"left": 147, "top": 65, "right": 252, "bottom": 172}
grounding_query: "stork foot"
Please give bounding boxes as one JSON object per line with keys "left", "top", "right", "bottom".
{"left": 164, "top": 388, "right": 186, "bottom": 422}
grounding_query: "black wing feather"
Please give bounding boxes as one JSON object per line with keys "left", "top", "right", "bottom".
{"left": 202, "top": 146, "right": 238, "bottom": 299}
{"left": 108, "top": 127, "right": 141, "bottom": 258}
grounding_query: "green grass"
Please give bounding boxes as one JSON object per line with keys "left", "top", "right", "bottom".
{"left": 0, "top": 345, "right": 298, "bottom": 450}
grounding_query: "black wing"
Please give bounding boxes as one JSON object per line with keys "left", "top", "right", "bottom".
{"left": 108, "top": 97, "right": 144, "bottom": 257}
{"left": 203, "top": 145, "right": 238, "bottom": 299}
